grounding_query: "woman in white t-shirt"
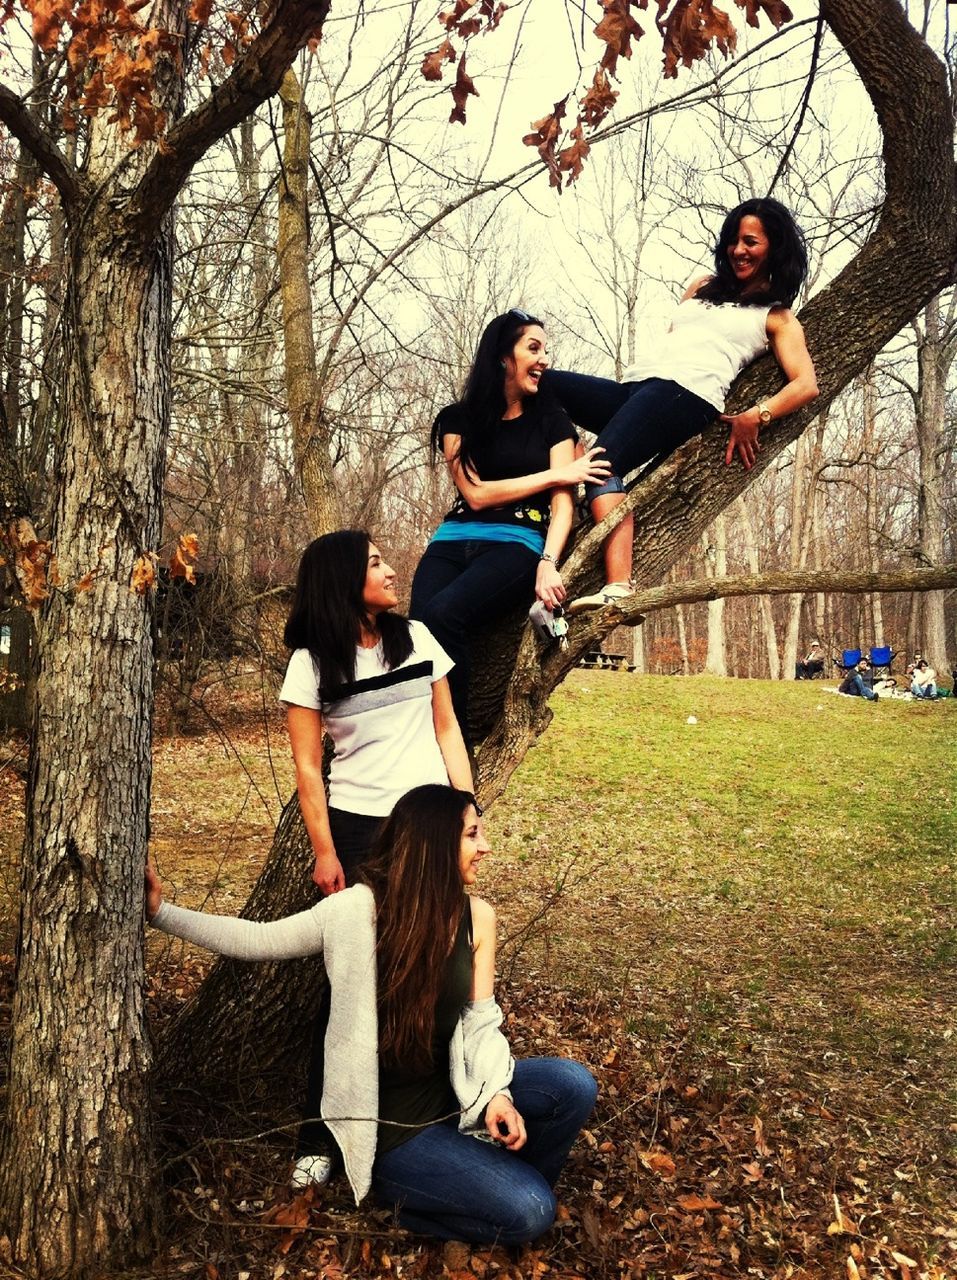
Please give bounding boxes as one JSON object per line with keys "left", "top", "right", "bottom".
{"left": 543, "top": 198, "right": 819, "bottom": 613}
{"left": 280, "top": 528, "right": 474, "bottom": 1186}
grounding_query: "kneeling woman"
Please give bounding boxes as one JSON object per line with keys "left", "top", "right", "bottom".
{"left": 410, "top": 309, "right": 611, "bottom": 733}
{"left": 147, "top": 785, "right": 596, "bottom": 1244}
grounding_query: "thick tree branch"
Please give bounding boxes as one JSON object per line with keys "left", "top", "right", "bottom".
{"left": 0, "top": 84, "right": 79, "bottom": 208}
{"left": 597, "top": 564, "right": 957, "bottom": 626}
{"left": 127, "top": 0, "right": 332, "bottom": 239}
{"left": 555, "top": 0, "right": 957, "bottom": 612}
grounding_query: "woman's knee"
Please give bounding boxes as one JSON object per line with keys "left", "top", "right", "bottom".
{"left": 538, "top": 1057, "right": 597, "bottom": 1117}
{"left": 499, "top": 1182, "right": 556, "bottom": 1244}
{"left": 565, "top": 1060, "right": 599, "bottom": 1116}
{"left": 585, "top": 473, "right": 624, "bottom": 504}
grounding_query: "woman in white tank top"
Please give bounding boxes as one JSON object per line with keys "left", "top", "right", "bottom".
{"left": 542, "top": 198, "right": 819, "bottom": 613}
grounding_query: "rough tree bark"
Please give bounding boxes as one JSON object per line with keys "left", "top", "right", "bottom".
{"left": 914, "top": 293, "right": 956, "bottom": 672}
{"left": 702, "top": 515, "right": 728, "bottom": 675}
{"left": 277, "top": 69, "right": 342, "bottom": 537}
{"left": 0, "top": 4, "right": 333, "bottom": 1275}
{"left": 164, "top": 0, "right": 957, "bottom": 1092}
{"left": 735, "top": 492, "right": 780, "bottom": 679}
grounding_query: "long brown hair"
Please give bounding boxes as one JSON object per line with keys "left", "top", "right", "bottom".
{"left": 283, "top": 530, "right": 413, "bottom": 695}
{"left": 359, "top": 785, "right": 474, "bottom": 1071}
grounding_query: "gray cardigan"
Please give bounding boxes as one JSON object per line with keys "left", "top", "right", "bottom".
{"left": 152, "top": 884, "right": 514, "bottom": 1202}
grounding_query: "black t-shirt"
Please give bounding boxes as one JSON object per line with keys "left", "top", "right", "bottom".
{"left": 435, "top": 403, "right": 577, "bottom": 531}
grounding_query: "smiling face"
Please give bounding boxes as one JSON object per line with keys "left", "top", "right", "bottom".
{"left": 362, "top": 543, "right": 398, "bottom": 617}
{"left": 726, "top": 214, "right": 771, "bottom": 293}
{"left": 502, "top": 324, "right": 548, "bottom": 408}
{"left": 458, "top": 805, "right": 489, "bottom": 885}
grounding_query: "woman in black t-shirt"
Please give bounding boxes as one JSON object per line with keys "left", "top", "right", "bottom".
{"left": 410, "top": 309, "right": 610, "bottom": 734}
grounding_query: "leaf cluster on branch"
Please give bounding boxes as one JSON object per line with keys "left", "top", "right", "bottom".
{"left": 422, "top": 0, "right": 794, "bottom": 188}
{"left": 1, "top": 1, "right": 326, "bottom": 146}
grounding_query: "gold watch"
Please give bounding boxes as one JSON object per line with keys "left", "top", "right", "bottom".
{"left": 757, "top": 401, "right": 773, "bottom": 426}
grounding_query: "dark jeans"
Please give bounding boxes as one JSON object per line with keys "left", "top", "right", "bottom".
{"left": 543, "top": 370, "right": 715, "bottom": 499}
{"left": 371, "top": 1058, "right": 597, "bottom": 1244}
{"left": 410, "top": 539, "right": 539, "bottom": 735}
{"left": 296, "top": 807, "right": 383, "bottom": 1159}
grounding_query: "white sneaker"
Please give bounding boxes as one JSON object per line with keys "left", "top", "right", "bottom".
{"left": 290, "top": 1153, "right": 334, "bottom": 1190}
{"left": 566, "top": 581, "right": 633, "bottom": 615}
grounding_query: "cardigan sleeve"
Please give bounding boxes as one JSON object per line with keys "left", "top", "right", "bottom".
{"left": 152, "top": 899, "right": 327, "bottom": 961}
{"left": 449, "top": 995, "right": 515, "bottom": 1133}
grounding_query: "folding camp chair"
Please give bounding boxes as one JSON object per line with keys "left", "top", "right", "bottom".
{"left": 869, "top": 645, "right": 895, "bottom": 679}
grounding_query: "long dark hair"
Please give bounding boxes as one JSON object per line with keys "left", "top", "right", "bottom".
{"left": 360, "top": 785, "right": 474, "bottom": 1071}
{"left": 283, "top": 530, "right": 412, "bottom": 695}
{"left": 430, "top": 308, "right": 564, "bottom": 476}
{"left": 695, "top": 198, "right": 808, "bottom": 308}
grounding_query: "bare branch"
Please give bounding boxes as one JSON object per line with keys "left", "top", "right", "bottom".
{"left": 0, "top": 84, "right": 80, "bottom": 208}
{"left": 603, "top": 564, "right": 957, "bottom": 625}
{"left": 127, "top": 1, "right": 332, "bottom": 239}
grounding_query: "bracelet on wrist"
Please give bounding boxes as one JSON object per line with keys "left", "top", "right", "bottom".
{"left": 539, "top": 552, "right": 558, "bottom": 565}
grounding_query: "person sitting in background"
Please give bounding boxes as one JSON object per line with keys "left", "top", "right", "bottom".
{"left": 905, "top": 651, "right": 923, "bottom": 677}
{"left": 910, "top": 660, "right": 938, "bottom": 700}
{"left": 838, "top": 658, "right": 878, "bottom": 702}
{"left": 795, "top": 640, "right": 824, "bottom": 680}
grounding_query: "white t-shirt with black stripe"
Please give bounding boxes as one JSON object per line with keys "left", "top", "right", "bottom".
{"left": 279, "top": 620, "right": 454, "bottom": 817}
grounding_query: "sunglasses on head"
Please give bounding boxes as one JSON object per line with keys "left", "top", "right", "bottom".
{"left": 508, "top": 308, "right": 534, "bottom": 323}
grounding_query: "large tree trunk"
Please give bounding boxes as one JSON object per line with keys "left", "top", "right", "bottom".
{"left": 278, "top": 70, "right": 342, "bottom": 537}
{"left": 861, "top": 369, "right": 886, "bottom": 644}
{"left": 702, "top": 515, "right": 728, "bottom": 675}
{"left": 736, "top": 493, "right": 780, "bottom": 679}
{"left": 0, "top": 3, "right": 334, "bottom": 1272}
{"left": 915, "top": 294, "right": 955, "bottom": 673}
{"left": 0, "top": 205, "right": 172, "bottom": 1279}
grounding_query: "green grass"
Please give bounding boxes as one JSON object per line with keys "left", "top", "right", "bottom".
{"left": 488, "top": 672, "right": 956, "bottom": 1113}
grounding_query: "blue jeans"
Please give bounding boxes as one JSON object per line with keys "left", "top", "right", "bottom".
{"left": 911, "top": 680, "right": 937, "bottom": 699}
{"left": 410, "top": 539, "right": 540, "bottom": 735}
{"left": 848, "top": 673, "right": 877, "bottom": 700}
{"left": 371, "top": 1058, "right": 597, "bottom": 1244}
{"left": 543, "top": 370, "right": 715, "bottom": 499}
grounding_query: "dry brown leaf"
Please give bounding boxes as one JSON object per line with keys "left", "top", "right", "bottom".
{"left": 557, "top": 119, "right": 590, "bottom": 184}
{"left": 188, "top": 0, "right": 213, "bottom": 22}
{"left": 522, "top": 95, "right": 568, "bottom": 188}
{"left": 169, "top": 533, "right": 199, "bottom": 584}
{"left": 640, "top": 1150, "right": 677, "bottom": 1177}
{"left": 891, "top": 1250, "right": 918, "bottom": 1267}
{"left": 130, "top": 552, "right": 158, "bottom": 596}
{"left": 660, "top": 0, "right": 736, "bottom": 79}
{"left": 753, "top": 1115, "right": 772, "bottom": 1156}
{"left": 676, "top": 1192, "right": 722, "bottom": 1211}
{"left": 24, "top": 0, "right": 72, "bottom": 51}
{"left": 594, "top": 0, "right": 644, "bottom": 78}
{"left": 15, "top": 538, "right": 55, "bottom": 608}
{"left": 422, "top": 37, "right": 456, "bottom": 80}
{"left": 581, "top": 1203, "right": 602, "bottom": 1250}
{"left": 735, "top": 0, "right": 793, "bottom": 28}
{"left": 449, "top": 52, "right": 478, "bottom": 123}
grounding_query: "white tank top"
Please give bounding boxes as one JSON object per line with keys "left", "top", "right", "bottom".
{"left": 621, "top": 298, "right": 773, "bottom": 410}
